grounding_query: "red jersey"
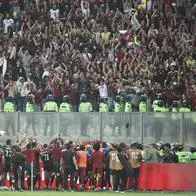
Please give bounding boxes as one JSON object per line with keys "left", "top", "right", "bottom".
{"left": 92, "top": 150, "right": 105, "bottom": 169}
{"left": 24, "top": 148, "right": 35, "bottom": 164}
{"left": 51, "top": 147, "right": 62, "bottom": 162}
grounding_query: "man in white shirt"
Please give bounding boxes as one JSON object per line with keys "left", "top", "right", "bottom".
{"left": 98, "top": 79, "right": 108, "bottom": 98}
{"left": 3, "top": 14, "right": 14, "bottom": 34}
{"left": 49, "top": 5, "right": 60, "bottom": 21}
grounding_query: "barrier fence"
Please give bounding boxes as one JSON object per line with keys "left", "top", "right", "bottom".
{"left": 0, "top": 112, "right": 195, "bottom": 148}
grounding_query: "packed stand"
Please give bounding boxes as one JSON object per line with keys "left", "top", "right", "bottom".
{"left": 0, "top": 0, "right": 195, "bottom": 112}
{"left": 0, "top": 137, "right": 196, "bottom": 192}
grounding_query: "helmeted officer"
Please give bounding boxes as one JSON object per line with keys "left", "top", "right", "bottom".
{"left": 25, "top": 95, "right": 37, "bottom": 136}
{"left": 79, "top": 94, "right": 92, "bottom": 136}
{"left": 43, "top": 94, "right": 58, "bottom": 136}
{"left": 59, "top": 95, "right": 72, "bottom": 136}
{"left": 99, "top": 97, "right": 108, "bottom": 112}
{"left": 59, "top": 95, "right": 72, "bottom": 112}
{"left": 139, "top": 94, "right": 147, "bottom": 112}
{"left": 3, "top": 96, "right": 15, "bottom": 112}
{"left": 3, "top": 96, "right": 16, "bottom": 136}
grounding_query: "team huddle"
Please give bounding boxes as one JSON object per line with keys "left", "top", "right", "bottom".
{"left": 0, "top": 137, "right": 143, "bottom": 192}
{"left": 1, "top": 136, "right": 195, "bottom": 192}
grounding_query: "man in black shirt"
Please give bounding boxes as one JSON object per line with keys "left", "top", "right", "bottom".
{"left": 61, "top": 143, "right": 78, "bottom": 191}
{"left": 12, "top": 146, "right": 26, "bottom": 191}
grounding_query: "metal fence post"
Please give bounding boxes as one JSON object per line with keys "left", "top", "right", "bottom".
{"left": 141, "top": 112, "right": 144, "bottom": 144}
{"left": 31, "top": 161, "right": 34, "bottom": 191}
{"left": 180, "top": 113, "right": 184, "bottom": 146}
{"left": 100, "top": 112, "right": 103, "bottom": 142}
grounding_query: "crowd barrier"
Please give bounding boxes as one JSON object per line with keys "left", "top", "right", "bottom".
{"left": 139, "top": 163, "right": 196, "bottom": 191}
{"left": 5, "top": 163, "right": 196, "bottom": 191}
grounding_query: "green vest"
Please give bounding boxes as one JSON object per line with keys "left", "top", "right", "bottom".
{"left": 152, "top": 100, "right": 159, "bottom": 112}
{"left": 25, "top": 102, "right": 34, "bottom": 112}
{"left": 59, "top": 102, "right": 71, "bottom": 112}
{"left": 99, "top": 103, "right": 108, "bottom": 112}
{"left": 114, "top": 102, "right": 121, "bottom": 112}
{"left": 79, "top": 102, "right": 92, "bottom": 112}
{"left": 179, "top": 107, "right": 191, "bottom": 112}
{"left": 190, "top": 152, "right": 196, "bottom": 163}
{"left": 158, "top": 149, "right": 164, "bottom": 157}
{"left": 139, "top": 102, "right": 147, "bottom": 112}
{"left": 176, "top": 151, "right": 191, "bottom": 163}
{"left": 3, "top": 101, "right": 15, "bottom": 112}
{"left": 44, "top": 101, "right": 58, "bottom": 112}
{"left": 172, "top": 107, "right": 178, "bottom": 112}
{"left": 154, "top": 106, "right": 168, "bottom": 113}
{"left": 125, "top": 102, "right": 132, "bottom": 112}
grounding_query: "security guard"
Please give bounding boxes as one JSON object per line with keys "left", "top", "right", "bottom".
{"left": 59, "top": 95, "right": 72, "bottom": 112}
{"left": 79, "top": 94, "right": 92, "bottom": 136}
{"left": 3, "top": 96, "right": 16, "bottom": 136}
{"left": 139, "top": 94, "right": 147, "bottom": 112}
{"left": 190, "top": 147, "right": 196, "bottom": 163}
{"left": 171, "top": 101, "right": 179, "bottom": 112}
{"left": 152, "top": 94, "right": 162, "bottom": 112}
{"left": 179, "top": 100, "right": 191, "bottom": 112}
{"left": 124, "top": 94, "right": 133, "bottom": 137}
{"left": 124, "top": 94, "right": 133, "bottom": 112}
{"left": 176, "top": 144, "right": 191, "bottom": 163}
{"left": 113, "top": 95, "right": 122, "bottom": 136}
{"left": 43, "top": 94, "right": 58, "bottom": 136}
{"left": 59, "top": 95, "right": 71, "bottom": 136}
{"left": 114, "top": 95, "right": 121, "bottom": 112}
{"left": 154, "top": 100, "right": 169, "bottom": 112}
{"left": 3, "top": 96, "right": 15, "bottom": 112}
{"left": 79, "top": 94, "right": 93, "bottom": 112}
{"left": 171, "top": 100, "right": 180, "bottom": 140}
{"left": 25, "top": 95, "right": 37, "bottom": 136}
{"left": 154, "top": 100, "right": 168, "bottom": 142}
{"left": 99, "top": 97, "right": 108, "bottom": 112}
{"left": 44, "top": 94, "right": 58, "bottom": 112}
{"left": 25, "top": 95, "right": 35, "bottom": 112}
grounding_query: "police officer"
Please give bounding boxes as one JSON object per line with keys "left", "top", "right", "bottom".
{"left": 152, "top": 93, "right": 162, "bottom": 112}
{"left": 99, "top": 97, "right": 108, "bottom": 112}
{"left": 43, "top": 94, "right": 58, "bottom": 136}
{"left": 59, "top": 95, "right": 72, "bottom": 136}
{"left": 154, "top": 100, "right": 169, "bottom": 142}
{"left": 114, "top": 95, "right": 121, "bottom": 112}
{"left": 125, "top": 94, "right": 133, "bottom": 137}
{"left": 139, "top": 94, "right": 147, "bottom": 112}
{"left": 44, "top": 94, "right": 58, "bottom": 112}
{"left": 79, "top": 94, "right": 93, "bottom": 112}
{"left": 3, "top": 96, "right": 15, "bottom": 112}
{"left": 179, "top": 100, "right": 191, "bottom": 112}
{"left": 59, "top": 95, "right": 72, "bottom": 112}
{"left": 171, "top": 101, "right": 179, "bottom": 112}
{"left": 190, "top": 147, "right": 196, "bottom": 163}
{"left": 124, "top": 94, "right": 133, "bottom": 112}
{"left": 171, "top": 101, "right": 180, "bottom": 140}
{"left": 179, "top": 100, "right": 191, "bottom": 141}
{"left": 3, "top": 96, "right": 16, "bottom": 136}
{"left": 79, "top": 94, "right": 92, "bottom": 136}
{"left": 175, "top": 144, "right": 191, "bottom": 163}
{"left": 113, "top": 96, "right": 122, "bottom": 136}
{"left": 25, "top": 95, "right": 37, "bottom": 136}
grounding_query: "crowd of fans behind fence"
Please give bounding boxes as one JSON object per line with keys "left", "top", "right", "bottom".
{"left": 0, "top": 0, "right": 195, "bottom": 112}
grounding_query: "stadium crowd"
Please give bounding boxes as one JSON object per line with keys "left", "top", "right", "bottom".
{"left": 0, "top": 137, "right": 196, "bottom": 192}
{"left": 0, "top": 0, "right": 195, "bottom": 112}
